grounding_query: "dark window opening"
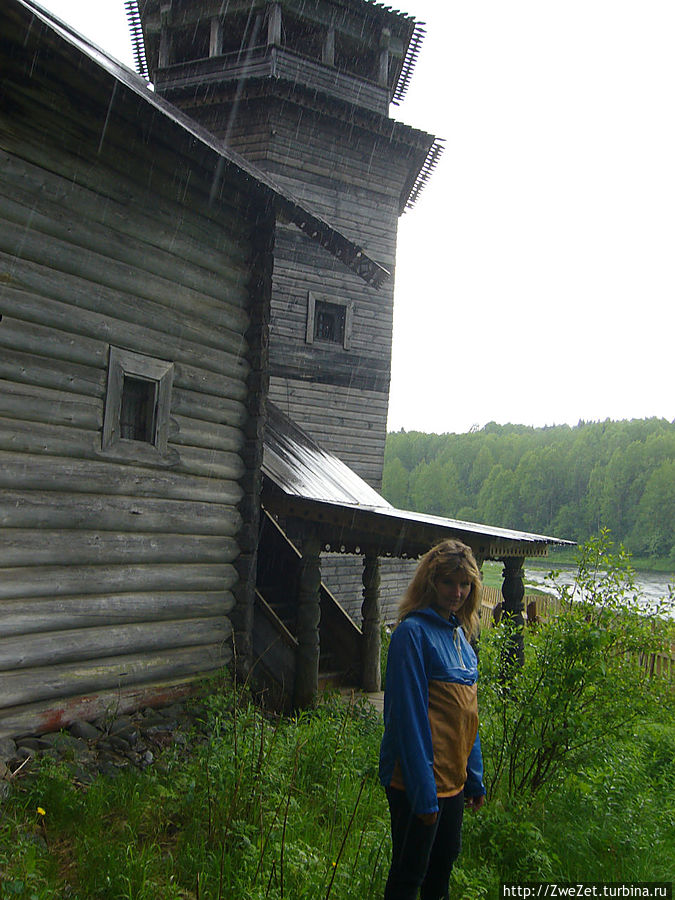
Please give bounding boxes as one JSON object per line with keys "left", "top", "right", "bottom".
{"left": 120, "top": 375, "right": 157, "bottom": 443}
{"left": 315, "top": 300, "right": 346, "bottom": 344}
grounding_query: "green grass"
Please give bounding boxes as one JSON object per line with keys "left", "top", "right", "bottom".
{"left": 2, "top": 666, "right": 673, "bottom": 899}
{"left": 0, "top": 682, "right": 389, "bottom": 900}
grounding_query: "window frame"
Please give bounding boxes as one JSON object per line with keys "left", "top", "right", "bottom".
{"left": 102, "top": 346, "right": 174, "bottom": 461}
{"left": 305, "top": 292, "right": 354, "bottom": 350}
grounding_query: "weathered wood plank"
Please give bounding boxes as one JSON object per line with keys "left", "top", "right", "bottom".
{"left": 0, "top": 333, "right": 250, "bottom": 405}
{"left": 0, "top": 377, "right": 245, "bottom": 453}
{"left": 0, "top": 348, "right": 106, "bottom": 398}
{"left": 0, "top": 677, "right": 203, "bottom": 740}
{"left": 0, "top": 269, "right": 252, "bottom": 380}
{"left": 0, "top": 451, "right": 244, "bottom": 505}
{"left": 0, "top": 152, "right": 252, "bottom": 285}
{"left": 1, "top": 84, "right": 252, "bottom": 240}
{"left": 171, "top": 388, "right": 247, "bottom": 428}
{"left": 0, "top": 530, "right": 239, "bottom": 567}
{"left": 0, "top": 377, "right": 101, "bottom": 430}
{"left": 0, "top": 491, "right": 242, "bottom": 536}
{"left": 0, "top": 591, "right": 235, "bottom": 637}
{"left": 0, "top": 617, "right": 232, "bottom": 671}
{"left": 0, "top": 563, "right": 236, "bottom": 601}
{"left": 0, "top": 418, "right": 247, "bottom": 480}
{"left": 170, "top": 415, "right": 245, "bottom": 453}
{"left": 0, "top": 643, "right": 231, "bottom": 709}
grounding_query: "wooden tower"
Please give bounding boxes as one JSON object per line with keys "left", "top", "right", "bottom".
{"left": 133, "top": 0, "right": 440, "bottom": 492}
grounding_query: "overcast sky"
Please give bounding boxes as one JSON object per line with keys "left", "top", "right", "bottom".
{"left": 36, "top": 0, "right": 675, "bottom": 434}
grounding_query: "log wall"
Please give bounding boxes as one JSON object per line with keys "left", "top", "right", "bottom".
{"left": 0, "top": 25, "right": 272, "bottom": 737}
{"left": 184, "top": 94, "right": 417, "bottom": 612}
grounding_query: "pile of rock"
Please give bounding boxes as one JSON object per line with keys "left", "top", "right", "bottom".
{"left": 1, "top": 702, "right": 209, "bottom": 792}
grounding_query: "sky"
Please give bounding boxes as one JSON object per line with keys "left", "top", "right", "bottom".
{"left": 35, "top": 0, "right": 675, "bottom": 434}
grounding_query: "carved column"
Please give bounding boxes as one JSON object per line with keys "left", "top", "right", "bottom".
{"left": 361, "top": 553, "right": 382, "bottom": 692}
{"left": 293, "top": 532, "right": 322, "bottom": 709}
{"left": 501, "top": 556, "right": 525, "bottom": 669}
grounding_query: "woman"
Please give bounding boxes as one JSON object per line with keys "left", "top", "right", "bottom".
{"left": 379, "top": 539, "right": 486, "bottom": 900}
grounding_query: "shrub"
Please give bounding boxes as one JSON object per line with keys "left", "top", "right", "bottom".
{"left": 479, "top": 532, "right": 672, "bottom": 799}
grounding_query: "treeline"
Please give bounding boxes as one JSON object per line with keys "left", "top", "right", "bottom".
{"left": 383, "top": 418, "right": 675, "bottom": 559}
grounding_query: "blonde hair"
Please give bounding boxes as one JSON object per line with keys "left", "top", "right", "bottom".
{"left": 397, "top": 539, "right": 482, "bottom": 641}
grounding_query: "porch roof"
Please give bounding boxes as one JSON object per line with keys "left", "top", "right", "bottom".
{"left": 262, "top": 404, "right": 574, "bottom": 561}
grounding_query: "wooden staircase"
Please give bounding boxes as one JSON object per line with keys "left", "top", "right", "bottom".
{"left": 253, "top": 510, "right": 362, "bottom": 704}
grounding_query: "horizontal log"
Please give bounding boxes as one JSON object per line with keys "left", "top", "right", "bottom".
{"left": 0, "top": 150, "right": 249, "bottom": 280}
{"left": 0, "top": 529, "right": 239, "bottom": 567}
{"left": 0, "top": 144, "right": 248, "bottom": 256}
{"left": 0, "top": 418, "right": 246, "bottom": 480}
{"left": 0, "top": 375, "right": 101, "bottom": 430}
{"left": 0, "top": 617, "right": 233, "bottom": 671}
{"left": 1, "top": 88, "right": 255, "bottom": 247}
{"left": 0, "top": 451, "right": 244, "bottom": 505}
{"left": 0, "top": 314, "right": 105, "bottom": 368}
{"left": 0, "top": 590, "right": 235, "bottom": 637}
{"left": 0, "top": 677, "right": 202, "bottom": 741}
{"left": 0, "top": 643, "right": 231, "bottom": 709}
{"left": 0, "top": 227, "right": 252, "bottom": 352}
{"left": 170, "top": 415, "right": 244, "bottom": 453}
{"left": 0, "top": 491, "right": 242, "bottom": 536}
{"left": 0, "top": 275, "right": 252, "bottom": 382}
{"left": 0, "top": 347, "right": 106, "bottom": 398}
{"left": 0, "top": 301, "right": 252, "bottom": 405}
{"left": 0, "top": 562, "right": 237, "bottom": 601}
{"left": 0, "top": 161, "right": 252, "bottom": 298}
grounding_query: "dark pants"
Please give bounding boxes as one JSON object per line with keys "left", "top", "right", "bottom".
{"left": 384, "top": 787, "right": 464, "bottom": 900}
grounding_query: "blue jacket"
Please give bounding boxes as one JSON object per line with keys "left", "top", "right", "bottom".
{"left": 379, "top": 606, "right": 486, "bottom": 815}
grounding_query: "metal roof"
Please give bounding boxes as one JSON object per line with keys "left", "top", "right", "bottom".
{"left": 14, "top": 0, "right": 389, "bottom": 289}
{"left": 262, "top": 404, "right": 574, "bottom": 560}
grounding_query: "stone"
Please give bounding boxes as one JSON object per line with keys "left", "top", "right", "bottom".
{"left": 109, "top": 716, "right": 134, "bottom": 735}
{"left": 110, "top": 725, "right": 139, "bottom": 746}
{"left": 0, "top": 738, "right": 17, "bottom": 761}
{"left": 69, "top": 720, "right": 102, "bottom": 741}
{"left": 48, "top": 733, "right": 89, "bottom": 756}
{"left": 17, "top": 737, "right": 52, "bottom": 753}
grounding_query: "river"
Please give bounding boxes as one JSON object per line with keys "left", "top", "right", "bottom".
{"left": 524, "top": 565, "right": 674, "bottom": 618}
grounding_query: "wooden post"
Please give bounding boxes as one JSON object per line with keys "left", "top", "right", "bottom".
{"left": 378, "top": 28, "right": 391, "bottom": 86}
{"left": 361, "top": 553, "right": 381, "bottom": 692}
{"left": 267, "top": 3, "right": 282, "bottom": 47}
{"left": 323, "top": 27, "right": 335, "bottom": 67}
{"left": 501, "top": 556, "right": 525, "bottom": 670}
{"left": 159, "top": 2, "right": 172, "bottom": 68}
{"left": 293, "top": 532, "right": 321, "bottom": 709}
{"left": 210, "top": 17, "right": 223, "bottom": 57}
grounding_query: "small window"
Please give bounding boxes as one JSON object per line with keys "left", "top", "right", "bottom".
{"left": 120, "top": 375, "right": 158, "bottom": 443}
{"left": 102, "top": 347, "right": 174, "bottom": 460}
{"left": 315, "top": 301, "right": 345, "bottom": 344}
{"left": 306, "top": 292, "right": 353, "bottom": 350}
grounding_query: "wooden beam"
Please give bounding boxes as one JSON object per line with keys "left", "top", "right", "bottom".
{"left": 292, "top": 531, "right": 321, "bottom": 709}
{"left": 501, "top": 556, "right": 525, "bottom": 671}
{"left": 361, "top": 553, "right": 381, "bottom": 692}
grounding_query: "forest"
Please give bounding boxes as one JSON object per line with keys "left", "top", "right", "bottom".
{"left": 382, "top": 417, "right": 675, "bottom": 561}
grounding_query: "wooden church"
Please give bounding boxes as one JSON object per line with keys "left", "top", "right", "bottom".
{"left": 0, "top": 0, "right": 570, "bottom": 739}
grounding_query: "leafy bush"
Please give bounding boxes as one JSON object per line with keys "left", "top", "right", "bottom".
{"left": 479, "top": 532, "right": 672, "bottom": 798}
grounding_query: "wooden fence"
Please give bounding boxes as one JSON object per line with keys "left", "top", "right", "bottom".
{"left": 479, "top": 586, "right": 674, "bottom": 680}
